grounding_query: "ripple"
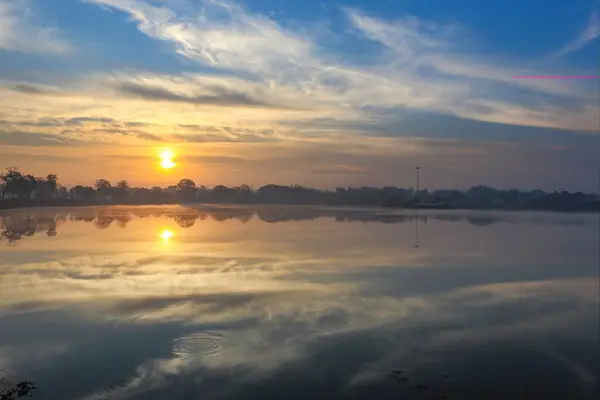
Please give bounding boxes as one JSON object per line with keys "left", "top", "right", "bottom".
{"left": 172, "top": 332, "right": 225, "bottom": 358}
{"left": 89, "top": 385, "right": 119, "bottom": 399}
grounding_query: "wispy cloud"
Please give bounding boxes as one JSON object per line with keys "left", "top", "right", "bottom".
{"left": 8, "top": 82, "right": 68, "bottom": 95}
{"left": 0, "top": 130, "right": 79, "bottom": 146}
{"left": 553, "top": 12, "right": 600, "bottom": 56}
{"left": 86, "top": 0, "right": 311, "bottom": 72}
{"left": 115, "top": 80, "right": 290, "bottom": 109}
{"left": 0, "top": 114, "right": 288, "bottom": 144}
{"left": 174, "top": 124, "right": 282, "bottom": 143}
{"left": 85, "top": 0, "right": 598, "bottom": 133}
{"left": 0, "top": 115, "right": 162, "bottom": 143}
{"left": 0, "top": 0, "right": 72, "bottom": 54}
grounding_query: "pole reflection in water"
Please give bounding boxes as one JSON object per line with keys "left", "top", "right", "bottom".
{"left": 414, "top": 211, "right": 420, "bottom": 248}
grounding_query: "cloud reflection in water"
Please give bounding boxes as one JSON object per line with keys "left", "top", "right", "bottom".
{"left": 0, "top": 206, "right": 597, "bottom": 400}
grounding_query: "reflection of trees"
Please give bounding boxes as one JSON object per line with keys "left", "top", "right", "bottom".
{"left": 0, "top": 228, "right": 21, "bottom": 245}
{"left": 466, "top": 216, "right": 502, "bottom": 226}
{"left": 115, "top": 215, "right": 132, "bottom": 228}
{"left": 236, "top": 212, "right": 253, "bottom": 224}
{"left": 0, "top": 215, "right": 58, "bottom": 245}
{"left": 94, "top": 216, "right": 115, "bottom": 230}
{"left": 0, "top": 369, "right": 36, "bottom": 399}
{"left": 173, "top": 215, "right": 196, "bottom": 229}
{"left": 2, "top": 206, "right": 584, "bottom": 245}
{"left": 210, "top": 210, "right": 254, "bottom": 223}
{"left": 0, "top": 380, "right": 36, "bottom": 400}
{"left": 257, "top": 208, "right": 318, "bottom": 223}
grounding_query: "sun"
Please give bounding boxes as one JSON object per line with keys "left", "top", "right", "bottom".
{"left": 160, "top": 229, "right": 174, "bottom": 243}
{"left": 159, "top": 149, "right": 176, "bottom": 169}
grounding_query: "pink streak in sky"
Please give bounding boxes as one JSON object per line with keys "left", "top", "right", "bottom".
{"left": 513, "top": 76, "right": 600, "bottom": 79}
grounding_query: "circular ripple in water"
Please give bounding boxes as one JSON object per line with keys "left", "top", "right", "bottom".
{"left": 172, "top": 332, "right": 225, "bottom": 358}
{"left": 89, "top": 385, "right": 119, "bottom": 399}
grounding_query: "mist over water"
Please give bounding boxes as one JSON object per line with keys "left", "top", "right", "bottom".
{"left": 0, "top": 206, "right": 598, "bottom": 400}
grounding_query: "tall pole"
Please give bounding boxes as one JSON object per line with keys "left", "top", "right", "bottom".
{"left": 416, "top": 166, "right": 420, "bottom": 196}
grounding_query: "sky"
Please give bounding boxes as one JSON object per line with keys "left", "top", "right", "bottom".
{"left": 0, "top": 0, "right": 598, "bottom": 191}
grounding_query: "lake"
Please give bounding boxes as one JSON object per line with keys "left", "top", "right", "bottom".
{"left": 0, "top": 206, "right": 598, "bottom": 400}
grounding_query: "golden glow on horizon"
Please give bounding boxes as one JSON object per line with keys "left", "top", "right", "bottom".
{"left": 160, "top": 229, "right": 174, "bottom": 243}
{"left": 159, "top": 149, "right": 176, "bottom": 169}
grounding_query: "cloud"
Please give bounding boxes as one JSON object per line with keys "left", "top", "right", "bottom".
{"left": 173, "top": 134, "right": 280, "bottom": 143}
{"left": 0, "top": 0, "right": 71, "bottom": 54}
{"left": 124, "top": 121, "right": 155, "bottom": 128}
{"left": 0, "top": 114, "right": 285, "bottom": 143}
{"left": 7, "top": 82, "right": 67, "bottom": 95}
{"left": 173, "top": 124, "right": 282, "bottom": 143}
{"left": 0, "top": 117, "right": 64, "bottom": 128}
{"left": 173, "top": 133, "right": 280, "bottom": 143}
{"left": 0, "top": 131, "right": 78, "bottom": 146}
{"left": 86, "top": 0, "right": 311, "bottom": 72}
{"left": 553, "top": 12, "right": 600, "bottom": 56}
{"left": 135, "top": 132, "right": 162, "bottom": 141}
{"left": 115, "top": 81, "right": 288, "bottom": 109}
{"left": 85, "top": 0, "right": 599, "bottom": 133}
{"left": 346, "top": 9, "right": 448, "bottom": 57}
{"left": 66, "top": 117, "right": 118, "bottom": 125}
{"left": 0, "top": 115, "right": 167, "bottom": 143}
{"left": 282, "top": 108, "right": 600, "bottom": 144}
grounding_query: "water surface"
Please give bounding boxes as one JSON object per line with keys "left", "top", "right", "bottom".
{"left": 1, "top": 206, "right": 598, "bottom": 399}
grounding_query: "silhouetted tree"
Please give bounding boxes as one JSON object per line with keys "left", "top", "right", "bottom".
{"left": 0, "top": 169, "right": 36, "bottom": 199}
{"left": 235, "top": 184, "right": 253, "bottom": 203}
{"left": 22, "top": 175, "right": 37, "bottom": 199}
{"left": 114, "top": 180, "right": 130, "bottom": 202}
{"left": 210, "top": 185, "right": 234, "bottom": 203}
{"left": 131, "top": 187, "right": 151, "bottom": 203}
{"left": 95, "top": 179, "right": 112, "bottom": 201}
{"left": 57, "top": 185, "right": 68, "bottom": 199}
{"left": 46, "top": 174, "right": 58, "bottom": 197}
{"left": 149, "top": 186, "right": 165, "bottom": 203}
{"left": 176, "top": 179, "right": 197, "bottom": 202}
{"left": 116, "top": 180, "right": 129, "bottom": 190}
{"left": 71, "top": 185, "right": 96, "bottom": 201}
{"left": 0, "top": 168, "right": 22, "bottom": 199}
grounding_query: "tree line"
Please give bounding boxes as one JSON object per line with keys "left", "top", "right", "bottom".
{"left": 1, "top": 167, "right": 599, "bottom": 211}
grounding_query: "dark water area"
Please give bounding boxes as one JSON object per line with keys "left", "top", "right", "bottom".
{"left": 0, "top": 206, "right": 598, "bottom": 400}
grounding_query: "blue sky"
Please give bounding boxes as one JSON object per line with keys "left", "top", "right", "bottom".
{"left": 0, "top": 0, "right": 598, "bottom": 190}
